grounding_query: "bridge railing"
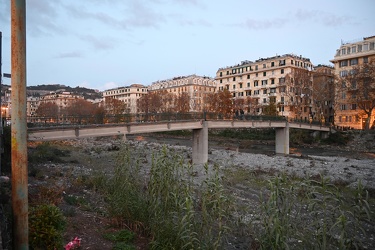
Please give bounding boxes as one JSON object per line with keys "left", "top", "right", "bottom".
{"left": 25, "top": 113, "right": 330, "bottom": 128}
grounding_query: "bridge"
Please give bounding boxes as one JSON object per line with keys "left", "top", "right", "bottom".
{"left": 28, "top": 114, "right": 332, "bottom": 164}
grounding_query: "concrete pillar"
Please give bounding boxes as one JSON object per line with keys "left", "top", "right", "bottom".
{"left": 192, "top": 120, "right": 208, "bottom": 164}
{"left": 275, "top": 123, "right": 289, "bottom": 155}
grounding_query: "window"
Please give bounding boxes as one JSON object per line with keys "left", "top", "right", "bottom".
{"left": 363, "top": 57, "right": 368, "bottom": 63}
{"left": 340, "top": 70, "right": 348, "bottom": 77}
{"left": 256, "top": 73, "right": 258, "bottom": 77}
{"left": 254, "top": 90, "right": 259, "bottom": 95}
{"left": 226, "top": 71, "right": 229, "bottom": 75}
{"left": 246, "top": 91, "right": 251, "bottom": 96}
{"left": 370, "top": 42, "right": 374, "bottom": 50}
{"left": 350, "top": 58, "right": 358, "bottom": 66}
{"left": 279, "top": 86, "right": 286, "bottom": 93}
{"left": 281, "top": 69, "right": 284, "bottom": 74}
{"left": 363, "top": 44, "right": 369, "bottom": 51}
{"left": 271, "top": 79, "right": 275, "bottom": 84}
{"left": 358, "top": 45, "right": 362, "bottom": 52}
{"left": 262, "top": 80, "right": 268, "bottom": 85}
{"left": 341, "top": 104, "right": 346, "bottom": 110}
{"left": 351, "top": 80, "right": 357, "bottom": 89}
{"left": 340, "top": 60, "right": 348, "bottom": 67}
{"left": 233, "top": 77, "right": 236, "bottom": 81}
{"left": 233, "top": 93, "right": 236, "bottom": 97}
{"left": 263, "top": 98, "right": 267, "bottom": 103}
{"left": 239, "top": 83, "right": 243, "bottom": 88}
{"left": 341, "top": 48, "right": 346, "bottom": 55}
{"left": 341, "top": 92, "right": 346, "bottom": 99}
{"left": 271, "top": 62, "right": 275, "bottom": 67}
{"left": 279, "top": 77, "right": 285, "bottom": 84}
{"left": 247, "top": 82, "right": 250, "bottom": 87}
{"left": 220, "top": 79, "right": 222, "bottom": 83}
{"left": 279, "top": 60, "right": 286, "bottom": 66}
{"left": 233, "top": 85, "right": 236, "bottom": 89}
{"left": 263, "top": 64, "right": 266, "bottom": 68}
{"left": 247, "top": 74, "right": 250, "bottom": 79}
{"left": 351, "top": 104, "right": 357, "bottom": 110}
{"left": 263, "top": 72, "right": 266, "bottom": 76}
{"left": 263, "top": 89, "right": 267, "bottom": 94}
{"left": 291, "top": 60, "right": 294, "bottom": 65}
{"left": 220, "top": 72, "right": 222, "bottom": 77}
{"left": 232, "top": 69, "right": 236, "bottom": 74}
{"left": 281, "top": 96, "right": 285, "bottom": 103}
{"left": 352, "top": 46, "right": 356, "bottom": 53}
{"left": 254, "top": 80, "right": 259, "bottom": 87}
{"left": 270, "top": 88, "right": 276, "bottom": 93}
{"left": 347, "top": 47, "right": 351, "bottom": 54}
{"left": 255, "top": 65, "right": 258, "bottom": 70}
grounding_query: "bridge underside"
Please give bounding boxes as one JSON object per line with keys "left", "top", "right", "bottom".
{"left": 28, "top": 120, "right": 330, "bottom": 164}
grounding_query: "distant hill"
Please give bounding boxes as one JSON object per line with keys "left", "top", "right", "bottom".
{"left": 26, "top": 84, "right": 102, "bottom": 99}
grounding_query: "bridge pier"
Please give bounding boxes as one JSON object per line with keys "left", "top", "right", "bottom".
{"left": 192, "top": 121, "right": 208, "bottom": 164}
{"left": 275, "top": 123, "right": 289, "bottom": 155}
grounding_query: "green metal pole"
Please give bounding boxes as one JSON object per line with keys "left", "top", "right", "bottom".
{"left": 11, "top": 0, "right": 29, "bottom": 248}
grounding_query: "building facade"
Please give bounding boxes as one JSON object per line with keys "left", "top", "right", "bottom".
{"left": 102, "top": 84, "right": 148, "bottom": 113}
{"left": 330, "top": 36, "right": 375, "bottom": 129}
{"left": 149, "top": 74, "right": 216, "bottom": 112}
{"left": 215, "top": 54, "right": 315, "bottom": 121}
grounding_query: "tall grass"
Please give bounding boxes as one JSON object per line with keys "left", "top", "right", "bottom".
{"left": 255, "top": 174, "right": 372, "bottom": 249}
{"left": 91, "top": 144, "right": 231, "bottom": 249}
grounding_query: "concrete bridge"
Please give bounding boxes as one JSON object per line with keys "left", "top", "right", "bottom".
{"left": 28, "top": 119, "right": 332, "bottom": 164}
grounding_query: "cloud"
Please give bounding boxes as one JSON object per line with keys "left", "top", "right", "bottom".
{"left": 54, "top": 51, "right": 84, "bottom": 59}
{"left": 78, "top": 35, "right": 116, "bottom": 50}
{"left": 103, "top": 82, "right": 119, "bottom": 91}
{"left": 238, "top": 18, "right": 289, "bottom": 30}
{"left": 294, "top": 9, "right": 354, "bottom": 27}
{"left": 26, "top": 0, "right": 66, "bottom": 37}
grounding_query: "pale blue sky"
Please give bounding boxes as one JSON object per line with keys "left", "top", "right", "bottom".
{"left": 0, "top": 0, "right": 374, "bottom": 91}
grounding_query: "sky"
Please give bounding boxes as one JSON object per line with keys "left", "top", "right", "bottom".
{"left": 0, "top": 0, "right": 374, "bottom": 91}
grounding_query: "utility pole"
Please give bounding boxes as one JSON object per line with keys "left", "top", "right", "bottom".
{"left": 11, "top": 0, "right": 29, "bottom": 248}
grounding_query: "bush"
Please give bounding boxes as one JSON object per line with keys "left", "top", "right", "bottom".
{"left": 28, "top": 142, "right": 70, "bottom": 163}
{"left": 29, "top": 204, "right": 66, "bottom": 249}
{"left": 321, "top": 132, "right": 351, "bottom": 145}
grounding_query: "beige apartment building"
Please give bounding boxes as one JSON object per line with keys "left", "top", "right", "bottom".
{"left": 149, "top": 74, "right": 216, "bottom": 112}
{"left": 215, "top": 54, "right": 316, "bottom": 121}
{"left": 330, "top": 36, "right": 375, "bottom": 129}
{"left": 102, "top": 84, "right": 148, "bottom": 113}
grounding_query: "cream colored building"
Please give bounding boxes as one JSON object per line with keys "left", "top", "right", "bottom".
{"left": 215, "top": 54, "right": 315, "bottom": 121}
{"left": 102, "top": 84, "right": 148, "bottom": 113}
{"left": 330, "top": 36, "right": 375, "bottom": 129}
{"left": 149, "top": 74, "right": 216, "bottom": 112}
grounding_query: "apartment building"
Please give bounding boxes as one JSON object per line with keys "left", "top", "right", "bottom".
{"left": 149, "top": 74, "right": 216, "bottom": 112}
{"left": 102, "top": 84, "right": 148, "bottom": 113}
{"left": 215, "top": 54, "right": 314, "bottom": 121}
{"left": 330, "top": 36, "right": 375, "bottom": 129}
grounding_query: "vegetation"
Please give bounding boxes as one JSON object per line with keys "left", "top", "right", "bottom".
{"left": 29, "top": 204, "right": 66, "bottom": 249}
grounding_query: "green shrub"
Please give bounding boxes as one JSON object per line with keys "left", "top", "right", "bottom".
{"left": 28, "top": 142, "right": 70, "bottom": 163}
{"left": 29, "top": 204, "right": 66, "bottom": 249}
{"left": 321, "top": 132, "right": 351, "bottom": 145}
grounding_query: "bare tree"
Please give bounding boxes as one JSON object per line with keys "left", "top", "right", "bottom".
{"left": 175, "top": 92, "right": 190, "bottom": 113}
{"left": 36, "top": 102, "right": 59, "bottom": 122}
{"left": 64, "top": 99, "right": 95, "bottom": 124}
{"left": 284, "top": 68, "right": 313, "bottom": 121}
{"left": 217, "top": 89, "right": 233, "bottom": 118}
{"left": 104, "top": 97, "right": 126, "bottom": 123}
{"left": 343, "top": 60, "right": 375, "bottom": 129}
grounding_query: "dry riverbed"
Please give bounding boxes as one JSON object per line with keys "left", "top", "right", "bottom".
{"left": 23, "top": 133, "right": 375, "bottom": 249}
